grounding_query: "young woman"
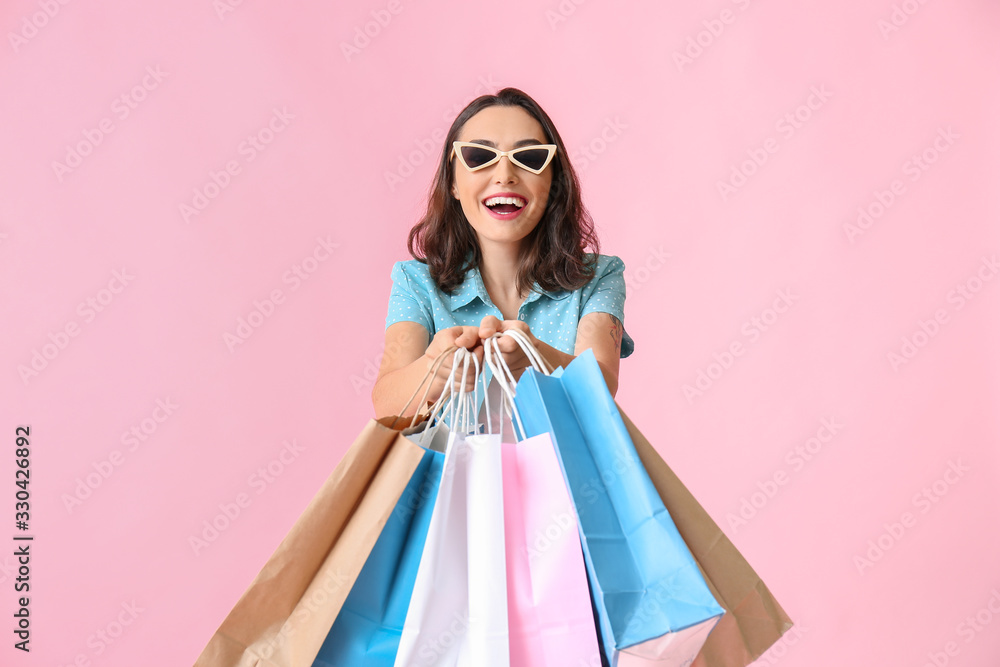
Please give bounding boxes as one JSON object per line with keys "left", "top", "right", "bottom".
{"left": 372, "top": 87, "right": 634, "bottom": 419}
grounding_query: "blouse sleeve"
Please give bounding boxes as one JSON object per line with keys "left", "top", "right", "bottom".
{"left": 580, "top": 255, "right": 635, "bottom": 358}
{"left": 385, "top": 261, "right": 433, "bottom": 332}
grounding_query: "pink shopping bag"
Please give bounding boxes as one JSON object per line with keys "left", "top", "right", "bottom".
{"left": 502, "top": 430, "right": 602, "bottom": 667}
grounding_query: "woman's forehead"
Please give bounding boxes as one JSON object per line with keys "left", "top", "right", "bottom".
{"left": 458, "top": 106, "right": 547, "bottom": 145}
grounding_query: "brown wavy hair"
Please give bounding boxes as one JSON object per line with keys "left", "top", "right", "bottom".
{"left": 406, "top": 87, "right": 599, "bottom": 296}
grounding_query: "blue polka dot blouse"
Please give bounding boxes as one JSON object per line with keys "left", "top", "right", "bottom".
{"left": 384, "top": 253, "right": 634, "bottom": 358}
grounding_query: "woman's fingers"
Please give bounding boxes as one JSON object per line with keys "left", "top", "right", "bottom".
{"left": 455, "top": 325, "right": 482, "bottom": 349}
{"left": 426, "top": 326, "right": 479, "bottom": 361}
{"left": 495, "top": 330, "right": 531, "bottom": 356}
{"left": 479, "top": 315, "right": 502, "bottom": 340}
{"left": 470, "top": 342, "right": 485, "bottom": 365}
{"left": 495, "top": 333, "right": 516, "bottom": 354}
{"left": 439, "top": 342, "right": 486, "bottom": 391}
{"left": 420, "top": 327, "right": 491, "bottom": 406}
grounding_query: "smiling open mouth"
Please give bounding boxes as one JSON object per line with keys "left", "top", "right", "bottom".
{"left": 483, "top": 195, "right": 526, "bottom": 214}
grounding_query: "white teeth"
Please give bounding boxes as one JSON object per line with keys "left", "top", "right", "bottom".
{"left": 484, "top": 195, "right": 526, "bottom": 208}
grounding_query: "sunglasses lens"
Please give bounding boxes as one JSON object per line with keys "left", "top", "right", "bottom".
{"left": 459, "top": 145, "right": 497, "bottom": 169}
{"left": 514, "top": 148, "right": 551, "bottom": 171}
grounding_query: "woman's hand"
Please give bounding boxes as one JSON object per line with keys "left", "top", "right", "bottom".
{"left": 477, "top": 313, "right": 621, "bottom": 396}
{"left": 478, "top": 315, "right": 540, "bottom": 381}
{"left": 422, "top": 325, "right": 485, "bottom": 397}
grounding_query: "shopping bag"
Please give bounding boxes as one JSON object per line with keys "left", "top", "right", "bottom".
{"left": 514, "top": 348, "right": 725, "bottom": 667}
{"left": 618, "top": 409, "right": 794, "bottom": 667}
{"left": 502, "top": 432, "right": 603, "bottom": 666}
{"left": 392, "top": 428, "right": 509, "bottom": 667}
{"left": 310, "top": 436, "right": 446, "bottom": 666}
{"left": 481, "top": 333, "right": 603, "bottom": 667}
{"left": 195, "top": 415, "right": 430, "bottom": 667}
{"left": 393, "top": 352, "right": 510, "bottom": 667}
{"left": 314, "top": 345, "right": 497, "bottom": 665}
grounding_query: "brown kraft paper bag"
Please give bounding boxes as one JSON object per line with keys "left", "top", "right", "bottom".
{"left": 617, "top": 407, "right": 795, "bottom": 667}
{"left": 194, "top": 414, "right": 428, "bottom": 667}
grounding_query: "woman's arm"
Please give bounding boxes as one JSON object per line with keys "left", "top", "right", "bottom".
{"left": 371, "top": 321, "right": 483, "bottom": 419}
{"left": 572, "top": 311, "right": 624, "bottom": 396}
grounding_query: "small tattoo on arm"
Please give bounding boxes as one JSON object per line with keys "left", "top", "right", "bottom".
{"left": 609, "top": 315, "right": 623, "bottom": 352}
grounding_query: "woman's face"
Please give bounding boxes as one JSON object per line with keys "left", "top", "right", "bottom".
{"left": 450, "top": 105, "right": 553, "bottom": 253}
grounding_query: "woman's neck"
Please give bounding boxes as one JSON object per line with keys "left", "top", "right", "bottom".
{"left": 479, "top": 243, "right": 525, "bottom": 306}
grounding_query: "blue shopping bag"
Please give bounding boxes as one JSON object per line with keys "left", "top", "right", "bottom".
{"left": 312, "top": 443, "right": 444, "bottom": 666}
{"left": 513, "top": 349, "right": 725, "bottom": 667}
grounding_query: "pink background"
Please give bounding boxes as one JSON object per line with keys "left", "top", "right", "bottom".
{"left": 2, "top": 1, "right": 999, "bottom": 665}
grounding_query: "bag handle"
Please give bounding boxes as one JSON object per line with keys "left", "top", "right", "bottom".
{"left": 388, "top": 344, "right": 458, "bottom": 429}
{"left": 408, "top": 347, "right": 462, "bottom": 448}
{"left": 500, "top": 328, "right": 554, "bottom": 375}
{"left": 424, "top": 347, "right": 491, "bottom": 432}
{"left": 395, "top": 331, "right": 550, "bottom": 436}
{"left": 446, "top": 347, "right": 480, "bottom": 433}
{"left": 483, "top": 336, "right": 523, "bottom": 440}
{"left": 483, "top": 330, "right": 552, "bottom": 440}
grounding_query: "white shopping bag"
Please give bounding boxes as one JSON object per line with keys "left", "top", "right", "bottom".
{"left": 394, "top": 350, "right": 509, "bottom": 667}
{"left": 393, "top": 430, "right": 508, "bottom": 667}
